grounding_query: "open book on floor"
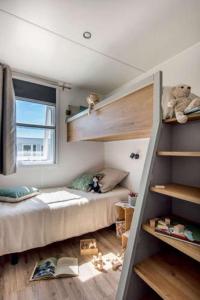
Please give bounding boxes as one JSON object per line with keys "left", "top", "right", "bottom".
{"left": 30, "top": 257, "right": 79, "bottom": 281}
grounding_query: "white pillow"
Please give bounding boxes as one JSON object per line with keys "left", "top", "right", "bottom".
{"left": 98, "top": 168, "right": 129, "bottom": 193}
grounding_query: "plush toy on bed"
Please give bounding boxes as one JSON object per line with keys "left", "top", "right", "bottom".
{"left": 163, "top": 84, "right": 200, "bottom": 124}
{"left": 88, "top": 174, "right": 103, "bottom": 193}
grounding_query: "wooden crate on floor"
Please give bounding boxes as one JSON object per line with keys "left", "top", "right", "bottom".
{"left": 80, "top": 238, "right": 98, "bottom": 256}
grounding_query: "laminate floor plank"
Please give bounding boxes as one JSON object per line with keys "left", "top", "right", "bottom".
{"left": 0, "top": 227, "right": 121, "bottom": 300}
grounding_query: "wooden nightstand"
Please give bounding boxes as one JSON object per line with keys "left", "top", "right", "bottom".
{"left": 115, "top": 201, "right": 135, "bottom": 248}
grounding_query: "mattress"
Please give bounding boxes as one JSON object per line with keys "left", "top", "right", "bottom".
{"left": 0, "top": 186, "right": 129, "bottom": 256}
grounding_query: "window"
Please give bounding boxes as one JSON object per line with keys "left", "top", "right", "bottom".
{"left": 14, "top": 79, "right": 57, "bottom": 165}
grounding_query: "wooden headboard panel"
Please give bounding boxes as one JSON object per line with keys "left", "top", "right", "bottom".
{"left": 67, "top": 84, "right": 153, "bottom": 142}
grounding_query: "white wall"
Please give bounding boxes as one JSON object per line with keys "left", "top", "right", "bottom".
{"left": 0, "top": 87, "right": 104, "bottom": 188}
{"left": 104, "top": 139, "right": 149, "bottom": 192}
{"left": 104, "top": 42, "right": 200, "bottom": 191}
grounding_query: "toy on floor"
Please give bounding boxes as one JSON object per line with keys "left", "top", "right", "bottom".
{"left": 88, "top": 174, "right": 103, "bottom": 193}
{"left": 111, "top": 250, "right": 124, "bottom": 271}
{"left": 92, "top": 252, "right": 104, "bottom": 271}
{"left": 80, "top": 238, "right": 98, "bottom": 255}
{"left": 86, "top": 92, "right": 100, "bottom": 114}
{"left": 167, "top": 84, "right": 200, "bottom": 124}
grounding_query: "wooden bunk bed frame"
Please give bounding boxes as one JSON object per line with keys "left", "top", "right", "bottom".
{"left": 67, "top": 72, "right": 200, "bottom": 299}
{"left": 67, "top": 75, "right": 158, "bottom": 142}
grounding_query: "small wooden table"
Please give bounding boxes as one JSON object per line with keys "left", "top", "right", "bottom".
{"left": 115, "top": 201, "right": 135, "bottom": 248}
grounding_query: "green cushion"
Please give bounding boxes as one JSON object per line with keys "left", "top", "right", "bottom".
{"left": 0, "top": 186, "right": 39, "bottom": 203}
{"left": 68, "top": 173, "right": 94, "bottom": 191}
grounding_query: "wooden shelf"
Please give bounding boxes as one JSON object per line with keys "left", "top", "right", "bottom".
{"left": 151, "top": 183, "right": 200, "bottom": 205}
{"left": 157, "top": 151, "right": 200, "bottom": 157}
{"left": 164, "top": 113, "right": 200, "bottom": 124}
{"left": 134, "top": 251, "right": 200, "bottom": 300}
{"left": 143, "top": 224, "right": 200, "bottom": 262}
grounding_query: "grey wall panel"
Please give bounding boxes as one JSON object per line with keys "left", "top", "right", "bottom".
{"left": 171, "top": 121, "right": 200, "bottom": 151}
{"left": 172, "top": 157, "right": 200, "bottom": 187}
{"left": 172, "top": 199, "right": 200, "bottom": 223}
{"left": 171, "top": 120, "right": 200, "bottom": 222}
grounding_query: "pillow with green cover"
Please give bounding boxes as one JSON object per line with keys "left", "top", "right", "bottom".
{"left": 68, "top": 173, "right": 94, "bottom": 191}
{"left": 0, "top": 186, "right": 39, "bottom": 203}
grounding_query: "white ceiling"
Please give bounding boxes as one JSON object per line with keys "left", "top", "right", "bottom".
{"left": 0, "top": 0, "right": 200, "bottom": 94}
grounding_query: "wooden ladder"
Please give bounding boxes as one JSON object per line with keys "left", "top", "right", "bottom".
{"left": 116, "top": 74, "right": 200, "bottom": 299}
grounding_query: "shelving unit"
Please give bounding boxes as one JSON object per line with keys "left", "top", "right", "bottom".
{"left": 117, "top": 71, "right": 200, "bottom": 300}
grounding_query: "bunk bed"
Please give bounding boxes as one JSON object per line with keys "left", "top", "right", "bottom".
{"left": 67, "top": 72, "right": 200, "bottom": 299}
{"left": 67, "top": 80, "right": 154, "bottom": 142}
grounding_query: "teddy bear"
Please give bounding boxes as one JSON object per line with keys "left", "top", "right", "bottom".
{"left": 86, "top": 93, "right": 100, "bottom": 115}
{"left": 164, "top": 84, "right": 200, "bottom": 123}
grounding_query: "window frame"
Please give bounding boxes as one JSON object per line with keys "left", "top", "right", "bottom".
{"left": 14, "top": 77, "right": 59, "bottom": 167}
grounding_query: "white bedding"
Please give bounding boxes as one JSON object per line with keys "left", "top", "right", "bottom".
{"left": 0, "top": 186, "right": 129, "bottom": 256}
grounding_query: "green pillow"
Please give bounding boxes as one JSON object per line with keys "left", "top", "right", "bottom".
{"left": 68, "top": 173, "right": 94, "bottom": 191}
{"left": 0, "top": 186, "right": 39, "bottom": 203}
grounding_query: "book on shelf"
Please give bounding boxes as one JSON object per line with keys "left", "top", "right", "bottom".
{"left": 30, "top": 256, "right": 79, "bottom": 281}
{"left": 150, "top": 216, "right": 200, "bottom": 246}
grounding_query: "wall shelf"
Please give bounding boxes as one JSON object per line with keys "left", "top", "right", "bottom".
{"left": 134, "top": 251, "right": 200, "bottom": 300}
{"left": 164, "top": 113, "right": 200, "bottom": 124}
{"left": 143, "top": 224, "right": 200, "bottom": 262}
{"left": 151, "top": 183, "right": 200, "bottom": 205}
{"left": 157, "top": 151, "right": 200, "bottom": 157}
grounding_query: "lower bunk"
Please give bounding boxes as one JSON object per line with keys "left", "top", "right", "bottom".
{"left": 0, "top": 186, "right": 129, "bottom": 257}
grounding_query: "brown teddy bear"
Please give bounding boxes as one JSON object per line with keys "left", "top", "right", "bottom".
{"left": 167, "top": 85, "right": 200, "bottom": 123}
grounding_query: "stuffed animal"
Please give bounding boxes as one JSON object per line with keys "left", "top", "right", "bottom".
{"left": 163, "top": 85, "right": 200, "bottom": 123}
{"left": 86, "top": 93, "right": 100, "bottom": 115}
{"left": 111, "top": 251, "right": 124, "bottom": 271}
{"left": 92, "top": 252, "right": 104, "bottom": 271}
{"left": 88, "top": 174, "right": 103, "bottom": 193}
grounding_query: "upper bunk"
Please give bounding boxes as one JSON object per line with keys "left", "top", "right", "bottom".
{"left": 66, "top": 73, "right": 161, "bottom": 142}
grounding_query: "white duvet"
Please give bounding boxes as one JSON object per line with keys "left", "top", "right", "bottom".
{"left": 0, "top": 186, "right": 129, "bottom": 256}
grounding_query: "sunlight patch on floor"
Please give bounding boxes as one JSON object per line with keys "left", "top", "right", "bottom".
{"left": 78, "top": 252, "right": 120, "bottom": 282}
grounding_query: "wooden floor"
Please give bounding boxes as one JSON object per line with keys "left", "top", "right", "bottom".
{"left": 0, "top": 227, "right": 122, "bottom": 300}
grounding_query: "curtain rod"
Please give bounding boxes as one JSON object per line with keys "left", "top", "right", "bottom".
{"left": 12, "top": 68, "right": 72, "bottom": 90}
